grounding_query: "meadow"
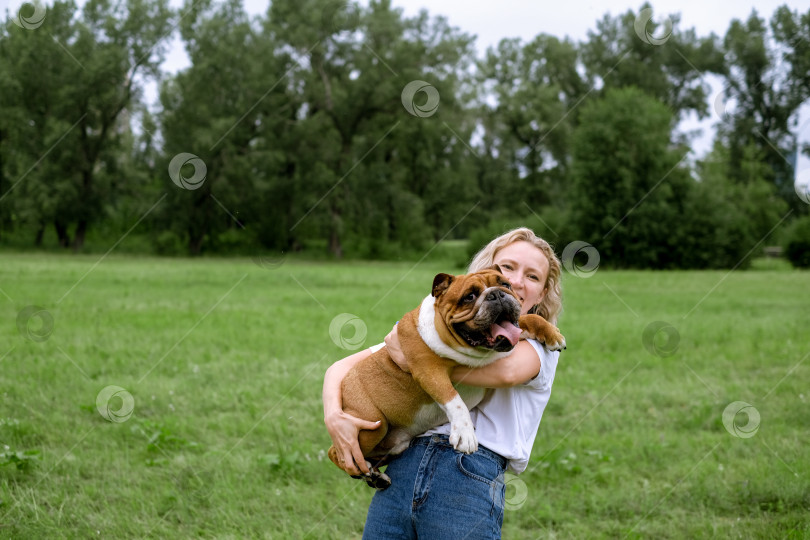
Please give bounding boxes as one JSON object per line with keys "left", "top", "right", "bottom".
{"left": 0, "top": 252, "right": 808, "bottom": 539}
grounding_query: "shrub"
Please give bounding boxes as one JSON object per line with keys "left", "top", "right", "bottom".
{"left": 784, "top": 215, "right": 810, "bottom": 268}
{"left": 153, "top": 230, "right": 185, "bottom": 256}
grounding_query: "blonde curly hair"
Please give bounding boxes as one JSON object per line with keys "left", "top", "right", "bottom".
{"left": 468, "top": 227, "right": 562, "bottom": 325}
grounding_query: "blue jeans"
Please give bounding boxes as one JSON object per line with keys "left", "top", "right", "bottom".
{"left": 362, "top": 434, "right": 507, "bottom": 540}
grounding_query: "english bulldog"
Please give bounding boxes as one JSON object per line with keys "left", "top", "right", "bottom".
{"left": 327, "top": 267, "right": 565, "bottom": 488}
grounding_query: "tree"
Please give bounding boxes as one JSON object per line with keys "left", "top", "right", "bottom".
{"left": 783, "top": 215, "right": 810, "bottom": 267}
{"left": 718, "top": 6, "right": 810, "bottom": 212}
{"left": 686, "top": 142, "right": 787, "bottom": 269}
{"left": 159, "top": 0, "right": 293, "bottom": 255}
{"left": 266, "top": 0, "right": 478, "bottom": 257}
{"left": 568, "top": 87, "right": 694, "bottom": 268}
{"left": 580, "top": 3, "right": 725, "bottom": 122}
{"left": 477, "top": 35, "right": 589, "bottom": 208}
{"left": 0, "top": 0, "right": 173, "bottom": 250}
{"left": 474, "top": 3, "right": 723, "bottom": 225}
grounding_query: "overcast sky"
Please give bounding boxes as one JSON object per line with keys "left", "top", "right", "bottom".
{"left": 391, "top": 0, "right": 792, "bottom": 48}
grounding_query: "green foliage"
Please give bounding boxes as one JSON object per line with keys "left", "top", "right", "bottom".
{"left": 1, "top": 0, "right": 808, "bottom": 269}
{"left": 0, "top": 447, "right": 40, "bottom": 472}
{"left": 477, "top": 34, "right": 589, "bottom": 206}
{"left": 130, "top": 418, "right": 198, "bottom": 456}
{"left": 465, "top": 209, "right": 570, "bottom": 264}
{"left": 153, "top": 230, "right": 186, "bottom": 256}
{"left": 680, "top": 142, "right": 789, "bottom": 269}
{"left": 568, "top": 85, "right": 792, "bottom": 270}
{"left": 783, "top": 215, "right": 810, "bottom": 268}
{"left": 568, "top": 87, "right": 695, "bottom": 268}
{"left": 580, "top": 2, "right": 725, "bottom": 121}
{"left": 718, "top": 7, "right": 810, "bottom": 211}
{"left": 155, "top": 0, "right": 480, "bottom": 256}
{"left": 0, "top": 418, "right": 40, "bottom": 472}
{"left": 0, "top": 0, "right": 173, "bottom": 250}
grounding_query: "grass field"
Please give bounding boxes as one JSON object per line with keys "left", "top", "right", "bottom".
{"left": 0, "top": 252, "right": 808, "bottom": 538}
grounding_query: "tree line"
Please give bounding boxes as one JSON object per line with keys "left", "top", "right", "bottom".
{"left": 1, "top": 0, "right": 809, "bottom": 268}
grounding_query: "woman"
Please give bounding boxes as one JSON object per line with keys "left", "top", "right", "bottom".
{"left": 322, "top": 227, "right": 563, "bottom": 539}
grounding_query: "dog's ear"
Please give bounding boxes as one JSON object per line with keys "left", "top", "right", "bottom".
{"left": 432, "top": 273, "right": 454, "bottom": 297}
{"left": 488, "top": 264, "right": 503, "bottom": 274}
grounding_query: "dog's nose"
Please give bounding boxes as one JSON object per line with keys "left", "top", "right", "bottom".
{"left": 486, "top": 290, "right": 506, "bottom": 302}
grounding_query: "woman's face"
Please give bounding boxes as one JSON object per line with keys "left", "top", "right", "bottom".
{"left": 492, "top": 240, "right": 550, "bottom": 316}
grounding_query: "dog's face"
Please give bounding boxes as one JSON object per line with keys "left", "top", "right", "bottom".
{"left": 431, "top": 267, "right": 522, "bottom": 353}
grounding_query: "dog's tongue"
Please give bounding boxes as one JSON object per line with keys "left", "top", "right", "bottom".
{"left": 490, "top": 320, "right": 521, "bottom": 346}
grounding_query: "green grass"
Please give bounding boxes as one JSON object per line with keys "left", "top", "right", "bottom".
{"left": 0, "top": 253, "right": 808, "bottom": 538}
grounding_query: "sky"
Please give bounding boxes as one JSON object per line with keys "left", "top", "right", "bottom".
{"left": 391, "top": 0, "right": 782, "bottom": 46}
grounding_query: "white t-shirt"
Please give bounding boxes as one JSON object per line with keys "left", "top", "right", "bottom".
{"left": 368, "top": 339, "right": 559, "bottom": 474}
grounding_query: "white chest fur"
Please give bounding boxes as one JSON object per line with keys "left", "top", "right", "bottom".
{"left": 416, "top": 294, "right": 511, "bottom": 367}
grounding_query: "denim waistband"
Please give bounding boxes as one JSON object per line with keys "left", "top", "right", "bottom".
{"left": 412, "top": 434, "right": 507, "bottom": 469}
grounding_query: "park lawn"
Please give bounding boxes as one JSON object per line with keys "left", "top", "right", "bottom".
{"left": 0, "top": 253, "right": 808, "bottom": 539}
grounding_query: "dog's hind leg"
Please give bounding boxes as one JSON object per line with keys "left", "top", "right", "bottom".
{"left": 353, "top": 417, "right": 395, "bottom": 490}
{"left": 377, "top": 427, "right": 413, "bottom": 457}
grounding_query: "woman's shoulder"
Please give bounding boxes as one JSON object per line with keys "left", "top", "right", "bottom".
{"left": 521, "top": 339, "right": 560, "bottom": 390}
{"left": 522, "top": 338, "right": 560, "bottom": 359}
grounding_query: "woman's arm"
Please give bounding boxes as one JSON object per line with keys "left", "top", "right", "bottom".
{"left": 385, "top": 325, "right": 541, "bottom": 389}
{"left": 323, "top": 348, "right": 381, "bottom": 475}
{"left": 450, "top": 341, "right": 541, "bottom": 388}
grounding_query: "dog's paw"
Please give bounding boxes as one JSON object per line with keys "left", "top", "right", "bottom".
{"left": 351, "top": 468, "right": 392, "bottom": 490}
{"left": 450, "top": 423, "right": 478, "bottom": 454}
{"left": 544, "top": 330, "right": 566, "bottom": 351}
{"left": 368, "top": 471, "right": 391, "bottom": 490}
{"left": 547, "top": 336, "right": 566, "bottom": 351}
{"left": 358, "top": 470, "right": 391, "bottom": 490}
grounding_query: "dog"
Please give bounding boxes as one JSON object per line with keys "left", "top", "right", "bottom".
{"left": 327, "top": 266, "right": 565, "bottom": 488}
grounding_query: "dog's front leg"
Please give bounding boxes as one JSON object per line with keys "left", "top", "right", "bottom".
{"left": 439, "top": 393, "right": 477, "bottom": 453}
{"left": 410, "top": 359, "right": 477, "bottom": 454}
{"left": 519, "top": 314, "right": 566, "bottom": 351}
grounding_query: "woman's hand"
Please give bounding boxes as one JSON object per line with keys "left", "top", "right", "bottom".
{"left": 323, "top": 349, "right": 382, "bottom": 475}
{"left": 384, "top": 324, "right": 410, "bottom": 373}
{"left": 324, "top": 409, "right": 380, "bottom": 475}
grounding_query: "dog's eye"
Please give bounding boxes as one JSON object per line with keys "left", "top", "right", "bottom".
{"left": 501, "top": 282, "right": 511, "bottom": 289}
{"left": 463, "top": 293, "right": 476, "bottom": 303}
